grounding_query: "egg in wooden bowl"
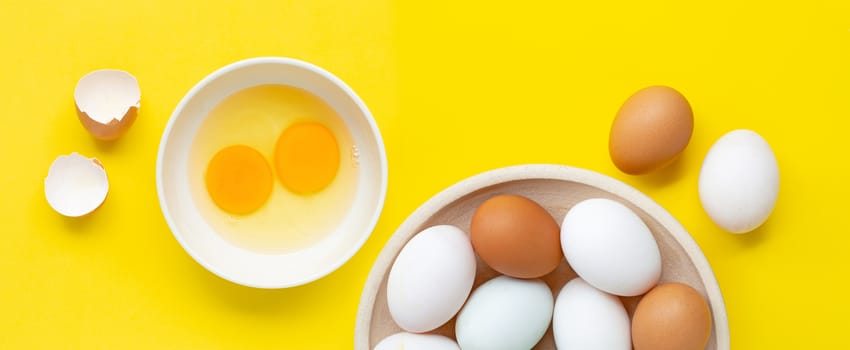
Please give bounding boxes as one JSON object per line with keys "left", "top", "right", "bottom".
{"left": 356, "top": 165, "right": 729, "bottom": 350}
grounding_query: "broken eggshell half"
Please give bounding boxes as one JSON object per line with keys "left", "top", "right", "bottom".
{"left": 44, "top": 153, "right": 109, "bottom": 217}
{"left": 74, "top": 69, "right": 140, "bottom": 141}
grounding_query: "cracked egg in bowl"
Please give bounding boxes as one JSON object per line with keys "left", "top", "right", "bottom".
{"left": 157, "top": 57, "right": 387, "bottom": 288}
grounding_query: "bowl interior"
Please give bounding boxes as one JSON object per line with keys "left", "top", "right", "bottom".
{"left": 355, "top": 165, "right": 728, "bottom": 349}
{"left": 157, "top": 58, "right": 387, "bottom": 288}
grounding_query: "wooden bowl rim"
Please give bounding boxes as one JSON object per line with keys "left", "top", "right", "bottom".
{"left": 354, "top": 164, "right": 729, "bottom": 349}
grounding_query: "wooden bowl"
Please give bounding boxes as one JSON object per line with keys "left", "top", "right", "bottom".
{"left": 355, "top": 165, "right": 729, "bottom": 349}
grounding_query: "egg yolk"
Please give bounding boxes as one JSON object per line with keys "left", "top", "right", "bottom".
{"left": 206, "top": 145, "right": 273, "bottom": 215}
{"left": 274, "top": 122, "right": 340, "bottom": 194}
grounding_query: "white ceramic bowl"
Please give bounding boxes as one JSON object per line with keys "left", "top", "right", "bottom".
{"left": 156, "top": 57, "right": 387, "bottom": 288}
{"left": 356, "top": 165, "right": 729, "bottom": 349}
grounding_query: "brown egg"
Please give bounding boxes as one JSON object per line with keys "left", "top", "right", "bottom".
{"left": 469, "top": 194, "right": 562, "bottom": 278}
{"left": 609, "top": 86, "right": 693, "bottom": 175}
{"left": 632, "top": 282, "right": 712, "bottom": 350}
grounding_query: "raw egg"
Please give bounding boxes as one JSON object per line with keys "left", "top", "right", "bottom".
{"left": 631, "top": 282, "right": 712, "bottom": 350}
{"left": 470, "top": 194, "right": 562, "bottom": 279}
{"left": 275, "top": 122, "right": 340, "bottom": 194}
{"left": 205, "top": 145, "right": 273, "bottom": 215}
{"left": 609, "top": 86, "right": 693, "bottom": 175}
{"left": 189, "top": 84, "right": 358, "bottom": 253}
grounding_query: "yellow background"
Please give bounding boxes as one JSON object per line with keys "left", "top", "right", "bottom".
{"left": 1, "top": 0, "right": 848, "bottom": 348}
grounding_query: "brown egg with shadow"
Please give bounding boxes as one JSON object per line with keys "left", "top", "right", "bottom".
{"left": 470, "top": 194, "right": 562, "bottom": 279}
{"left": 632, "top": 282, "right": 712, "bottom": 350}
{"left": 609, "top": 85, "right": 694, "bottom": 175}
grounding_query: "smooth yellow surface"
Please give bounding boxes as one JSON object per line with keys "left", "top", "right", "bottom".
{"left": 1, "top": 1, "right": 848, "bottom": 348}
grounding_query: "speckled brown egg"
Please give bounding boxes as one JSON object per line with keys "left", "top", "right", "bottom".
{"left": 632, "top": 282, "right": 712, "bottom": 350}
{"left": 469, "top": 194, "right": 562, "bottom": 279}
{"left": 609, "top": 86, "right": 693, "bottom": 175}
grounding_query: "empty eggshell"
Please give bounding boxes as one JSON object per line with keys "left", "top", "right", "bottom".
{"left": 44, "top": 153, "right": 109, "bottom": 217}
{"left": 698, "top": 129, "right": 779, "bottom": 233}
{"left": 74, "top": 69, "right": 140, "bottom": 140}
{"left": 609, "top": 86, "right": 694, "bottom": 175}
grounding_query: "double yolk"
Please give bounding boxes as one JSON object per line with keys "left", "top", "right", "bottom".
{"left": 205, "top": 122, "right": 340, "bottom": 215}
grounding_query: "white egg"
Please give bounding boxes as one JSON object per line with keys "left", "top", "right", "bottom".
{"left": 553, "top": 278, "right": 631, "bottom": 350}
{"left": 387, "top": 225, "right": 476, "bottom": 333}
{"left": 374, "top": 332, "right": 459, "bottom": 350}
{"left": 455, "top": 276, "right": 553, "bottom": 350}
{"left": 560, "top": 198, "right": 661, "bottom": 296}
{"left": 699, "top": 129, "right": 779, "bottom": 233}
